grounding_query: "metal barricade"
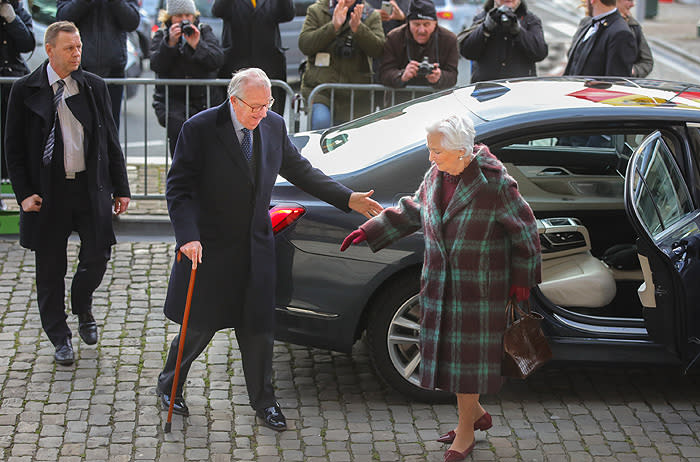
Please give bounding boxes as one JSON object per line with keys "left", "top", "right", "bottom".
{"left": 0, "top": 77, "right": 296, "bottom": 202}
{"left": 305, "top": 83, "right": 439, "bottom": 131}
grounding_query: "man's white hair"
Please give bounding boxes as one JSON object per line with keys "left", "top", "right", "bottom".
{"left": 227, "top": 68, "right": 271, "bottom": 99}
{"left": 425, "top": 114, "right": 475, "bottom": 152}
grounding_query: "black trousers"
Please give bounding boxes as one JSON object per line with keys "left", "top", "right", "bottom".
{"left": 35, "top": 173, "right": 111, "bottom": 346}
{"left": 158, "top": 325, "right": 276, "bottom": 411}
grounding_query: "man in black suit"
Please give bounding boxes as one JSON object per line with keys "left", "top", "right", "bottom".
{"left": 157, "top": 67, "right": 382, "bottom": 431}
{"left": 5, "top": 21, "right": 131, "bottom": 366}
{"left": 563, "top": 0, "right": 636, "bottom": 77}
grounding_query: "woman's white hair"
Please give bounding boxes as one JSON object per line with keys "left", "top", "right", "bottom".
{"left": 227, "top": 68, "right": 271, "bottom": 99}
{"left": 425, "top": 114, "right": 475, "bottom": 152}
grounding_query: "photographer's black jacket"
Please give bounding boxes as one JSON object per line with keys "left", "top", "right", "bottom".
{"left": 149, "top": 21, "right": 224, "bottom": 112}
{"left": 460, "top": 0, "right": 547, "bottom": 83}
{"left": 379, "top": 23, "right": 458, "bottom": 89}
{"left": 0, "top": 0, "right": 34, "bottom": 77}
{"left": 57, "top": 0, "right": 140, "bottom": 78}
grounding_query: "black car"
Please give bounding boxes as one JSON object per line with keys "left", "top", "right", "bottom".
{"left": 268, "top": 77, "right": 700, "bottom": 402}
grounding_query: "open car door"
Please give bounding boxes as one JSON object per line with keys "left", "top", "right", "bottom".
{"left": 624, "top": 131, "right": 700, "bottom": 373}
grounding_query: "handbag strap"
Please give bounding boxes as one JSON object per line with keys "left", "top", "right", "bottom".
{"left": 506, "top": 297, "right": 532, "bottom": 323}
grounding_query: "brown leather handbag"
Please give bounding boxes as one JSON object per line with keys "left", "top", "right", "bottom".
{"left": 502, "top": 298, "right": 552, "bottom": 379}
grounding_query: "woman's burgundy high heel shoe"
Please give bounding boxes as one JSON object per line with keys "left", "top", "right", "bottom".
{"left": 436, "top": 411, "right": 492, "bottom": 443}
{"left": 443, "top": 441, "right": 475, "bottom": 462}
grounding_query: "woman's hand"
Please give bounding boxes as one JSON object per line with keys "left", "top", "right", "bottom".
{"left": 340, "top": 229, "right": 367, "bottom": 251}
{"left": 509, "top": 285, "right": 530, "bottom": 302}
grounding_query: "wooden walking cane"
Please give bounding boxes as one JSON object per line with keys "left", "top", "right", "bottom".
{"left": 164, "top": 250, "right": 197, "bottom": 433}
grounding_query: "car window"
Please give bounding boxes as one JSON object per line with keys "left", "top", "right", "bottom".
{"left": 28, "top": 0, "right": 56, "bottom": 23}
{"left": 193, "top": 0, "right": 214, "bottom": 16}
{"left": 629, "top": 136, "right": 695, "bottom": 238}
{"left": 499, "top": 132, "right": 649, "bottom": 178}
{"left": 294, "top": 0, "right": 314, "bottom": 16}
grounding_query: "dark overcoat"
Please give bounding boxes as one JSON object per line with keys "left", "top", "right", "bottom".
{"left": 0, "top": 0, "right": 35, "bottom": 77}
{"left": 164, "top": 103, "right": 353, "bottom": 332}
{"left": 459, "top": 0, "right": 547, "bottom": 83}
{"left": 563, "top": 10, "right": 636, "bottom": 77}
{"left": 362, "top": 146, "right": 541, "bottom": 394}
{"left": 211, "top": 0, "right": 294, "bottom": 80}
{"left": 57, "top": 0, "right": 140, "bottom": 77}
{"left": 4, "top": 62, "right": 131, "bottom": 251}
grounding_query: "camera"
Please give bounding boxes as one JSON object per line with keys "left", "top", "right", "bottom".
{"left": 416, "top": 56, "right": 433, "bottom": 77}
{"left": 498, "top": 5, "right": 512, "bottom": 24}
{"left": 180, "top": 19, "right": 195, "bottom": 37}
{"left": 335, "top": 35, "right": 354, "bottom": 58}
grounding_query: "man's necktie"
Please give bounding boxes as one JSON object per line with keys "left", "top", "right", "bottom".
{"left": 241, "top": 127, "right": 253, "bottom": 162}
{"left": 251, "top": 0, "right": 256, "bottom": 7}
{"left": 42, "top": 80, "right": 65, "bottom": 166}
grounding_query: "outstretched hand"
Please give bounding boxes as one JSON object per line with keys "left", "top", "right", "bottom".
{"left": 509, "top": 285, "right": 530, "bottom": 302}
{"left": 340, "top": 229, "right": 367, "bottom": 251}
{"left": 348, "top": 190, "right": 383, "bottom": 219}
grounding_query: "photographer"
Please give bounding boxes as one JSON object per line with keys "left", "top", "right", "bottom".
{"left": 150, "top": 0, "right": 223, "bottom": 156}
{"left": 459, "top": 0, "right": 547, "bottom": 83}
{"left": 299, "top": 0, "right": 385, "bottom": 130}
{"left": 0, "top": 0, "right": 34, "bottom": 210}
{"left": 379, "top": 0, "right": 458, "bottom": 94}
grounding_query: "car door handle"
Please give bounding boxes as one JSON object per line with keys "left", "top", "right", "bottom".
{"left": 537, "top": 167, "right": 569, "bottom": 176}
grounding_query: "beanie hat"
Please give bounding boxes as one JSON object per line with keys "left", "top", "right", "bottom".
{"left": 167, "top": 0, "right": 196, "bottom": 16}
{"left": 407, "top": 0, "right": 437, "bottom": 20}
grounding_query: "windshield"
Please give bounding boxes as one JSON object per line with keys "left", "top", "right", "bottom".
{"left": 299, "top": 91, "right": 475, "bottom": 176}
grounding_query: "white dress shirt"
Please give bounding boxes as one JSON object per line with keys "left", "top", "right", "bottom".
{"left": 46, "top": 63, "right": 86, "bottom": 177}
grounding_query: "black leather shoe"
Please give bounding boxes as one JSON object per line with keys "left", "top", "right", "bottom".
{"left": 256, "top": 403, "right": 287, "bottom": 431}
{"left": 77, "top": 311, "right": 98, "bottom": 345}
{"left": 54, "top": 338, "right": 74, "bottom": 365}
{"left": 157, "top": 386, "right": 189, "bottom": 416}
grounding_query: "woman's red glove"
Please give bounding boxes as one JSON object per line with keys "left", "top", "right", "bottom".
{"left": 340, "top": 229, "right": 367, "bottom": 251}
{"left": 509, "top": 285, "right": 530, "bottom": 302}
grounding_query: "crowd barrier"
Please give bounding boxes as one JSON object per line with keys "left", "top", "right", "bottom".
{"left": 0, "top": 77, "right": 440, "bottom": 201}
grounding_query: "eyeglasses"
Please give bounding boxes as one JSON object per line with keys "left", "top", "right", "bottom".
{"left": 237, "top": 96, "right": 275, "bottom": 113}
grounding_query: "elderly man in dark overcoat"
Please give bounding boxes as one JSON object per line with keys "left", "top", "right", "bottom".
{"left": 211, "top": 0, "right": 294, "bottom": 115}
{"left": 4, "top": 21, "right": 131, "bottom": 366}
{"left": 563, "top": 0, "right": 636, "bottom": 76}
{"left": 157, "top": 67, "right": 382, "bottom": 431}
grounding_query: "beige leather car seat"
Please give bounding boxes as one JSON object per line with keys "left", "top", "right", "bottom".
{"left": 537, "top": 217, "right": 617, "bottom": 308}
{"left": 539, "top": 253, "right": 617, "bottom": 308}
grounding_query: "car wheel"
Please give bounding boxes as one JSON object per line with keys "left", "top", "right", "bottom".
{"left": 367, "top": 275, "right": 454, "bottom": 403}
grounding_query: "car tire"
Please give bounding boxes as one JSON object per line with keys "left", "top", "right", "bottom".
{"left": 366, "top": 274, "right": 455, "bottom": 403}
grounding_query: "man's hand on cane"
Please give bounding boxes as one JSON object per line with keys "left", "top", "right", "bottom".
{"left": 180, "top": 241, "right": 203, "bottom": 269}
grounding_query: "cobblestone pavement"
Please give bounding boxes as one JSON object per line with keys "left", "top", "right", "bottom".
{"left": 2, "top": 239, "right": 700, "bottom": 462}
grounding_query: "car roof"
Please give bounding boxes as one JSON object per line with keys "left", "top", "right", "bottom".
{"left": 453, "top": 77, "right": 700, "bottom": 124}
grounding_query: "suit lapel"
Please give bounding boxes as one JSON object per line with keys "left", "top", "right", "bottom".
{"left": 214, "top": 102, "right": 254, "bottom": 183}
{"left": 65, "top": 93, "right": 94, "bottom": 141}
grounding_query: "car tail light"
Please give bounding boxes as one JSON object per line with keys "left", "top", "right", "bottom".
{"left": 151, "top": 24, "right": 160, "bottom": 35}
{"left": 437, "top": 11, "right": 454, "bottom": 19}
{"left": 269, "top": 206, "right": 305, "bottom": 234}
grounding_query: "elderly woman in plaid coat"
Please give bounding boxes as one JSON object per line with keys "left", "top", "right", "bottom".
{"left": 341, "top": 114, "right": 541, "bottom": 462}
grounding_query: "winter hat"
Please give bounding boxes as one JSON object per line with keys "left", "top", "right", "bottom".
{"left": 407, "top": 0, "right": 437, "bottom": 20}
{"left": 167, "top": 0, "right": 196, "bottom": 16}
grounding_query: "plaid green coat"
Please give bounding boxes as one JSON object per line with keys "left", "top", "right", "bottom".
{"left": 362, "top": 146, "right": 541, "bottom": 394}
